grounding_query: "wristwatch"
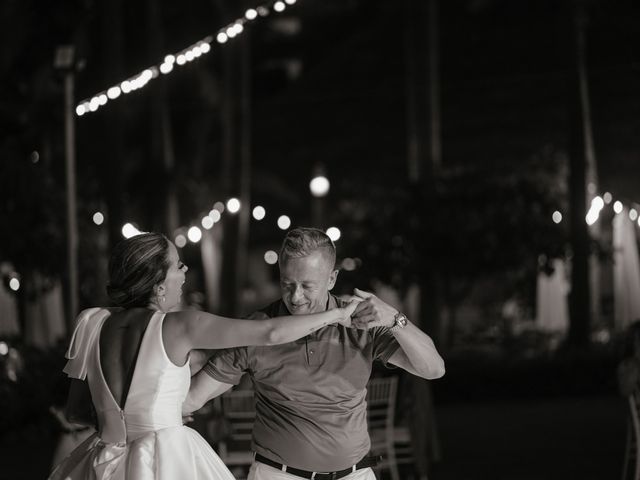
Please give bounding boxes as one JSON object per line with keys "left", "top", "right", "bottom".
{"left": 389, "top": 311, "right": 409, "bottom": 333}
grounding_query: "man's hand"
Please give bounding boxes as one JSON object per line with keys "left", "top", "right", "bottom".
{"left": 351, "top": 288, "right": 398, "bottom": 329}
{"left": 337, "top": 297, "right": 364, "bottom": 328}
{"left": 182, "top": 413, "right": 195, "bottom": 425}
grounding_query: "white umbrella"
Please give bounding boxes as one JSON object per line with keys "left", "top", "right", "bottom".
{"left": 613, "top": 208, "right": 640, "bottom": 331}
{"left": 536, "top": 258, "right": 569, "bottom": 333}
{"left": 0, "top": 262, "right": 20, "bottom": 337}
{"left": 24, "top": 273, "right": 66, "bottom": 348}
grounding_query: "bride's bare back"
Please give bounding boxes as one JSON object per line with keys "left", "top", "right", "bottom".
{"left": 99, "top": 308, "right": 154, "bottom": 408}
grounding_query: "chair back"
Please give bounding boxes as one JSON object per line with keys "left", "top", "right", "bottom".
{"left": 366, "top": 376, "right": 401, "bottom": 480}
{"left": 624, "top": 392, "right": 640, "bottom": 480}
{"left": 215, "top": 388, "right": 256, "bottom": 477}
{"left": 221, "top": 389, "right": 256, "bottom": 442}
{"left": 366, "top": 376, "right": 398, "bottom": 433}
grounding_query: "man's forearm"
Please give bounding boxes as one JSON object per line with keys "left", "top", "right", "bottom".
{"left": 183, "top": 370, "right": 233, "bottom": 414}
{"left": 390, "top": 322, "right": 445, "bottom": 379}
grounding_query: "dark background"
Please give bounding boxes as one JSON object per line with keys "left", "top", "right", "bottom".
{"left": 1, "top": 0, "right": 639, "bottom": 478}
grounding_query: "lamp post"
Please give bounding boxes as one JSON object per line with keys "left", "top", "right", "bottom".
{"left": 309, "top": 164, "right": 330, "bottom": 228}
{"left": 54, "top": 45, "right": 78, "bottom": 329}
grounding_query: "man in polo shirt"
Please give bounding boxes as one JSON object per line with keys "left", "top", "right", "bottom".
{"left": 186, "top": 227, "right": 445, "bottom": 480}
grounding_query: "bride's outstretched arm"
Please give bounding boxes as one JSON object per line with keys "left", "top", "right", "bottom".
{"left": 173, "top": 299, "right": 361, "bottom": 351}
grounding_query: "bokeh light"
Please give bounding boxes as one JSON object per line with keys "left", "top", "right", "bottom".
{"left": 201, "top": 216, "right": 214, "bottom": 229}
{"left": 160, "top": 62, "right": 173, "bottom": 74}
{"left": 264, "top": 250, "right": 278, "bottom": 265}
{"left": 552, "top": 211, "right": 562, "bottom": 224}
{"left": 188, "top": 226, "right": 202, "bottom": 243}
{"left": 591, "top": 196, "right": 604, "bottom": 210}
{"left": 107, "top": 86, "right": 121, "bottom": 99}
{"left": 175, "top": 234, "right": 187, "bottom": 248}
{"left": 309, "top": 176, "right": 330, "bottom": 197}
{"left": 614, "top": 201, "right": 624, "bottom": 214}
{"left": 227, "top": 198, "right": 241, "bottom": 213}
{"left": 252, "top": 206, "right": 266, "bottom": 221}
{"left": 341, "top": 258, "right": 356, "bottom": 271}
{"left": 9, "top": 278, "right": 20, "bottom": 292}
{"left": 122, "top": 223, "right": 143, "bottom": 238}
{"left": 93, "top": 212, "right": 104, "bottom": 225}
{"left": 277, "top": 215, "right": 291, "bottom": 230}
{"left": 209, "top": 209, "right": 222, "bottom": 222}
{"left": 326, "top": 227, "right": 341, "bottom": 241}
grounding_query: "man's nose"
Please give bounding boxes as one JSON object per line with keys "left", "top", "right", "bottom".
{"left": 291, "top": 286, "right": 304, "bottom": 301}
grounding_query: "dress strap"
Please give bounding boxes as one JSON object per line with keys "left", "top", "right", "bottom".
{"left": 63, "top": 308, "right": 113, "bottom": 380}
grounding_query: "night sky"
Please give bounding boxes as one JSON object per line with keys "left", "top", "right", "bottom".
{"left": 3, "top": 0, "right": 638, "bottom": 236}
{"left": 1, "top": 2, "right": 639, "bottom": 477}
{"left": 0, "top": 0, "right": 635, "bottom": 282}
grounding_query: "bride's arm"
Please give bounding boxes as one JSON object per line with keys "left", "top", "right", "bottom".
{"left": 174, "top": 301, "right": 359, "bottom": 350}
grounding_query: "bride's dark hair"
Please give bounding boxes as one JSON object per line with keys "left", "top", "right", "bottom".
{"left": 106, "top": 232, "right": 171, "bottom": 308}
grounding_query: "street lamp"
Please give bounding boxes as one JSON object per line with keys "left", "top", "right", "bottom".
{"left": 310, "top": 164, "right": 329, "bottom": 227}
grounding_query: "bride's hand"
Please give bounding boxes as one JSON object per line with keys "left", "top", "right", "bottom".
{"left": 337, "top": 297, "right": 364, "bottom": 328}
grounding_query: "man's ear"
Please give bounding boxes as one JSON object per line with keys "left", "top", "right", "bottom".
{"left": 155, "top": 283, "right": 166, "bottom": 296}
{"left": 327, "top": 269, "right": 339, "bottom": 291}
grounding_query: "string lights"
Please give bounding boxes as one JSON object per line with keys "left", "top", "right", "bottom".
{"left": 110, "top": 187, "right": 638, "bottom": 268}
{"left": 552, "top": 190, "right": 640, "bottom": 229}
{"left": 75, "top": 0, "right": 298, "bottom": 117}
{"left": 114, "top": 195, "right": 342, "bottom": 266}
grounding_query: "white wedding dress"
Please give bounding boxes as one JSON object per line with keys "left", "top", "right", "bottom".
{"left": 49, "top": 308, "right": 235, "bottom": 480}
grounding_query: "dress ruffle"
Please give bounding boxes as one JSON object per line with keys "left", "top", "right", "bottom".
{"left": 63, "top": 308, "right": 113, "bottom": 380}
{"left": 49, "top": 426, "right": 235, "bottom": 480}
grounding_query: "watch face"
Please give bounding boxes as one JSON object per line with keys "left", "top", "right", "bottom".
{"left": 395, "top": 313, "right": 408, "bottom": 328}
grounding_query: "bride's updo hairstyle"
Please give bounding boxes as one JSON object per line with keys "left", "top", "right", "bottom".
{"left": 106, "top": 232, "right": 171, "bottom": 308}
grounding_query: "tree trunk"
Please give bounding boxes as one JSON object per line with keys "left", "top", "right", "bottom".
{"left": 100, "top": 0, "right": 126, "bottom": 251}
{"left": 567, "top": 0, "right": 592, "bottom": 348}
{"left": 404, "top": 0, "right": 444, "bottom": 475}
{"left": 147, "top": 0, "right": 179, "bottom": 234}
{"left": 235, "top": 31, "right": 252, "bottom": 314}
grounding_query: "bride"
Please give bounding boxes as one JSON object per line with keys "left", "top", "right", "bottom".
{"left": 49, "top": 232, "right": 361, "bottom": 479}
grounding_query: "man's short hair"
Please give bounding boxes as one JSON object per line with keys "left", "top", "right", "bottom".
{"left": 279, "top": 227, "right": 336, "bottom": 269}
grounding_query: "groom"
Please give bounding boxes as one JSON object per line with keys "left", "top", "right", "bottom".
{"left": 187, "top": 227, "right": 445, "bottom": 479}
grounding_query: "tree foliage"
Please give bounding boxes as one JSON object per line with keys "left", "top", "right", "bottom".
{"left": 334, "top": 149, "right": 569, "bottom": 305}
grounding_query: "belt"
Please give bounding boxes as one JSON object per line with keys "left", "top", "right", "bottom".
{"left": 254, "top": 453, "right": 381, "bottom": 480}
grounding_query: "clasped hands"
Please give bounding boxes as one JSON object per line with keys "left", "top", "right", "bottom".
{"left": 340, "top": 288, "right": 398, "bottom": 330}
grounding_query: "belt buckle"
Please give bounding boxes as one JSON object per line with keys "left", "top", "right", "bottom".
{"left": 314, "top": 471, "right": 337, "bottom": 480}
